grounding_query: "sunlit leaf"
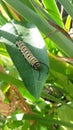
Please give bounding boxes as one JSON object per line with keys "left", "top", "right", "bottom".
{"left": 0, "top": 21, "right": 49, "bottom": 98}
{"left": 58, "top": 103, "right": 73, "bottom": 130}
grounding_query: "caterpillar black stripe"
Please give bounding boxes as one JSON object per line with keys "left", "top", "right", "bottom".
{"left": 16, "top": 40, "right": 40, "bottom": 70}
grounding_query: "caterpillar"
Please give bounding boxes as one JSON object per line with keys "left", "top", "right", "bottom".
{"left": 16, "top": 40, "right": 40, "bottom": 70}
{"left": 16, "top": 40, "right": 49, "bottom": 79}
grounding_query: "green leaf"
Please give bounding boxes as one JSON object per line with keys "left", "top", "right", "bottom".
{"left": 0, "top": 71, "right": 24, "bottom": 88}
{"left": 19, "top": 0, "right": 35, "bottom": 11}
{"left": 0, "top": 12, "right": 7, "bottom": 25}
{"left": 49, "top": 53, "right": 73, "bottom": 77}
{"left": 0, "top": 22, "right": 49, "bottom": 99}
{"left": 58, "top": 103, "right": 73, "bottom": 130}
{"left": 65, "top": 15, "right": 72, "bottom": 31}
{"left": 3, "top": 0, "right": 73, "bottom": 57}
{"left": 41, "top": 0, "right": 64, "bottom": 27}
{"left": 58, "top": 0, "right": 73, "bottom": 19}
{"left": 23, "top": 114, "right": 73, "bottom": 128}
{"left": 30, "top": 0, "right": 59, "bottom": 25}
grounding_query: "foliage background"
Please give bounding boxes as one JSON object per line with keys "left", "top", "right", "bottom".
{"left": 0, "top": 0, "right": 73, "bottom": 130}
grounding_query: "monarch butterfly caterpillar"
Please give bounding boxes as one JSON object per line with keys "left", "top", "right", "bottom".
{"left": 16, "top": 40, "right": 49, "bottom": 80}
{"left": 16, "top": 40, "right": 40, "bottom": 70}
